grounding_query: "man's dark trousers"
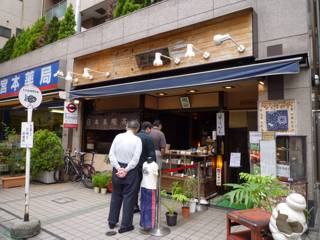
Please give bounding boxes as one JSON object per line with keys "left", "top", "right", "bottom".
{"left": 108, "top": 163, "right": 139, "bottom": 229}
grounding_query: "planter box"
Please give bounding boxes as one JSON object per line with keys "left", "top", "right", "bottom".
{"left": 35, "top": 171, "right": 55, "bottom": 184}
{"left": 2, "top": 175, "right": 25, "bottom": 188}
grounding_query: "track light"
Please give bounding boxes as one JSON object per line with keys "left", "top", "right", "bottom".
{"left": 213, "top": 34, "right": 246, "bottom": 53}
{"left": 185, "top": 44, "right": 210, "bottom": 59}
{"left": 54, "top": 70, "right": 64, "bottom": 78}
{"left": 153, "top": 52, "right": 181, "bottom": 67}
{"left": 83, "top": 67, "right": 110, "bottom": 79}
{"left": 65, "top": 72, "right": 73, "bottom": 81}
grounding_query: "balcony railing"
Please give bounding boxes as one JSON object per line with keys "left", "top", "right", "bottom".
{"left": 45, "top": 0, "right": 67, "bottom": 22}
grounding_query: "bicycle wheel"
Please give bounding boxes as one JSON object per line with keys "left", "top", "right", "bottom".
{"left": 81, "top": 164, "right": 95, "bottom": 189}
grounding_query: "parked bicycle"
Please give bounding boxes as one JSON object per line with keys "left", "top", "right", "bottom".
{"left": 54, "top": 150, "right": 96, "bottom": 188}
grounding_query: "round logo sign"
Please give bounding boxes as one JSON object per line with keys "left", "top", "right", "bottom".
{"left": 66, "top": 103, "right": 77, "bottom": 113}
{"left": 18, "top": 85, "right": 42, "bottom": 109}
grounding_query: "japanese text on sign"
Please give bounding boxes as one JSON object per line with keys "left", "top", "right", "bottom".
{"left": 21, "top": 122, "right": 34, "bottom": 148}
{"left": 0, "top": 61, "right": 59, "bottom": 100}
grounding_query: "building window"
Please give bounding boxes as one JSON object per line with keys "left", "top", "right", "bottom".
{"left": 0, "top": 26, "right": 11, "bottom": 38}
{"left": 16, "top": 28, "right": 22, "bottom": 36}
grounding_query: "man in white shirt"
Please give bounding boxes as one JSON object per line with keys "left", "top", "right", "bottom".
{"left": 107, "top": 120, "right": 142, "bottom": 234}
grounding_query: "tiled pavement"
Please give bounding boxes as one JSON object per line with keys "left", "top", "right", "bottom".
{"left": 0, "top": 182, "right": 227, "bottom": 240}
{"left": 0, "top": 182, "right": 319, "bottom": 240}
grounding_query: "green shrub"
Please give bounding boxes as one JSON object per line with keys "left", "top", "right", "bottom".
{"left": 45, "top": 16, "right": 60, "bottom": 44}
{"left": 30, "top": 129, "right": 64, "bottom": 177}
{"left": 58, "top": 4, "right": 76, "bottom": 40}
{"left": 0, "top": 36, "right": 16, "bottom": 63}
{"left": 11, "top": 17, "right": 46, "bottom": 58}
{"left": 113, "top": 0, "right": 154, "bottom": 18}
{"left": 92, "top": 174, "right": 100, "bottom": 188}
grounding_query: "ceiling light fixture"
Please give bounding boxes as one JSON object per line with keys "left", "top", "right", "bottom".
{"left": 213, "top": 34, "right": 246, "bottom": 53}
{"left": 188, "top": 89, "right": 197, "bottom": 93}
{"left": 185, "top": 44, "right": 210, "bottom": 59}
{"left": 157, "top": 92, "right": 167, "bottom": 96}
{"left": 73, "top": 99, "right": 80, "bottom": 105}
{"left": 223, "top": 86, "right": 235, "bottom": 89}
{"left": 259, "top": 80, "right": 265, "bottom": 86}
{"left": 153, "top": 52, "right": 181, "bottom": 67}
{"left": 50, "top": 109, "right": 64, "bottom": 114}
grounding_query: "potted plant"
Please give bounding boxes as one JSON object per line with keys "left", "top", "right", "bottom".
{"left": 161, "top": 190, "right": 178, "bottom": 226}
{"left": 183, "top": 177, "right": 198, "bottom": 214}
{"left": 223, "top": 172, "right": 289, "bottom": 212}
{"left": 0, "top": 125, "right": 25, "bottom": 188}
{"left": 172, "top": 181, "right": 191, "bottom": 218}
{"left": 31, "top": 130, "right": 64, "bottom": 183}
{"left": 92, "top": 174, "right": 100, "bottom": 193}
{"left": 99, "top": 174, "right": 109, "bottom": 194}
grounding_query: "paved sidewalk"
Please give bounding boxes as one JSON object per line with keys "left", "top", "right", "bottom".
{"left": 0, "top": 182, "right": 319, "bottom": 240}
{"left": 0, "top": 182, "right": 227, "bottom": 240}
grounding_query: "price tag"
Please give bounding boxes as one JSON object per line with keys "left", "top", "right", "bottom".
{"left": 178, "top": 159, "right": 181, "bottom": 164}
{"left": 191, "top": 161, "right": 194, "bottom": 165}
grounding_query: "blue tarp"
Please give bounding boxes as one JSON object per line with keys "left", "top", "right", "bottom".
{"left": 70, "top": 58, "right": 301, "bottom": 98}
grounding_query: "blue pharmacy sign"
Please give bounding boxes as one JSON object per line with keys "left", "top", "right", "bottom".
{"left": 0, "top": 61, "right": 60, "bottom": 100}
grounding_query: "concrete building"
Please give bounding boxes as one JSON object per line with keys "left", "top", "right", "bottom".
{"left": 0, "top": 0, "right": 319, "bottom": 228}
{"left": 0, "top": 0, "right": 43, "bottom": 47}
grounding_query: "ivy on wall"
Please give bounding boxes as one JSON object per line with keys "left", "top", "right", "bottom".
{"left": 0, "top": 5, "right": 75, "bottom": 64}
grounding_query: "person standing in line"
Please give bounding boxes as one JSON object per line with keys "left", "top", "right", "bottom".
{"left": 107, "top": 120, "right": 142, "bottom": 234}
{"left": 134, "top": 121, "right": 156, "bottom": 213}
{"left": 149, "top": 120, "right": 167, "bottom": 167}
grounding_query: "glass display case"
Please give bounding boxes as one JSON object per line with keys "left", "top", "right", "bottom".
{"left": 276, "top": 136, "right": 306, "bottom": 181}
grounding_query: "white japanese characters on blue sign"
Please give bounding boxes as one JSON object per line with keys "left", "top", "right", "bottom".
{"left": 0, "top": 61, "right": 59, "bottom": 100}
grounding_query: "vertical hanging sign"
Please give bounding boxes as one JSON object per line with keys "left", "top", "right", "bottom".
{"left": 63, "top": 101, "right": 78, "bottom": 128}
{"left": 216, "top": 112, "right": 225, "bottom": 136}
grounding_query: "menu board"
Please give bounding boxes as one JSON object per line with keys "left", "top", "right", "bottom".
{"left": 260, "top": 140, "right": 277, "bottom": 177}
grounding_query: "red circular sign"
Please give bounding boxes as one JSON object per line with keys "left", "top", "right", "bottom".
{"left": 66, "top": 103, "right": 77, "bottom": 113}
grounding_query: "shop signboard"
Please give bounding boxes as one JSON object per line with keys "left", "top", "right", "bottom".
{"left": 0, "top": 60, "right": 59, "bottom": 100}
{"left": 85, "top": 112, "right": 139, "bottom": 130}
{"left": 216, "top": 168, "right": 222, "bottom": 186}
{"left": 259, "top": 100, "right": 296, "bottom": 135}
{"left": 63, "top": 101, "right": 78, "bottom": 128}
{"left": 216, "top": 112, "right": 225, "bottom": 136}
{"left": 260, "top": 140, "right": 277, "bottom": 177}
{"left": 21, "top": 122, "right": 34, "bottom": 148}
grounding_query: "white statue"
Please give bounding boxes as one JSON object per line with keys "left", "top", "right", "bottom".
{"left": 269, "top": 193, "right": 308, "bottom": 240}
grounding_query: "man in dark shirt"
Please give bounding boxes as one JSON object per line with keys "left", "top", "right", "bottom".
{"left": 134, "top": 121, "right": 156, "bottom": 213}
{"left": 149, "top": 120, "right": 166, "bottom": 167}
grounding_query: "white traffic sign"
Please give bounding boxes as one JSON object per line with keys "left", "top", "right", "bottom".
{"left": 21, "top": 122, "right": 34, "bottom": 148}
{"left": 18, "top": 85, "right": 42, "bottom": 109}
{"left": 63, "top": 101, "right": 78, "bottom": 128}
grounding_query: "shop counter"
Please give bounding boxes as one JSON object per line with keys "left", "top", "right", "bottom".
{"left": 161, "top": 152, "right": 217, "bottom": 198}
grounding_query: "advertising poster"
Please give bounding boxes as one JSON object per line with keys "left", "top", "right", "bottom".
{"left": 249, "top": 131, "right": 262, "bottom": 174}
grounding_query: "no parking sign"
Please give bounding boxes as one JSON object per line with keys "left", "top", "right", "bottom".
{"left": 63, "top": 101, "right": 78, "bottom": 128}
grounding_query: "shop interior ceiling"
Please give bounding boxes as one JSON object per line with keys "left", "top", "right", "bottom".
{"left": 146, "top": 79, "right": 258, "bottom": 97}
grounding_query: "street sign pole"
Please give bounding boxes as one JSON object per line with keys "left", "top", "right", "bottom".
{"left": 11, "top": 84, "right": 42, "bottom": 239}
{"left": 24, "top": 107, "right": 33, "bottom": 222}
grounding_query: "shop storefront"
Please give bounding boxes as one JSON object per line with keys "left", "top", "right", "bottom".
{"left": 65, "top": 9, "right": 308, "bottom": 198}
{"left": 0, "top": 61, "right": 65, "bottom": 138}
